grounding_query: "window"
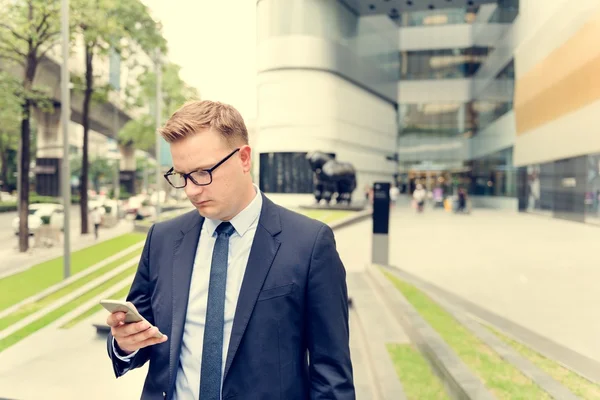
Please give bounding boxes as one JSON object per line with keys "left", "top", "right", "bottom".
{"left": 489, "top": 0, "right": 519, "bottom": 23}
{"left": 473, "top": 60, "right": 515, "bottom": 132}
{"left": 399, "top": 103, "right": 475, "bottom": 137}
{"left": 259, "top": 152, "right": 316, "bottom": 194}
{"left": 398, "top": 7, "right": 479, "bottom": 27}
{"left": 399, "top": 47, "right": 489, "bottom": 80}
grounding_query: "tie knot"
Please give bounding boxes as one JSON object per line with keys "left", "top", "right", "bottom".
{"left": 216, "top": 222, "right": 235, "bottom": 237}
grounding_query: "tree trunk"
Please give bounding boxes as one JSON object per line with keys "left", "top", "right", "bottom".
{"left": 18, "top": 47, "right": 38, "bottom": 252}
{"left": 0, "top": 134, "right": 9, "bottom": 192}
{"left": 80, "top": 44, "right": 94, "bottom": 235}
{"left": 18, "top": 99, "right": 31, "bottom": 252}
{"left": 0, "top": 146, "right": 8, "bottom": 193}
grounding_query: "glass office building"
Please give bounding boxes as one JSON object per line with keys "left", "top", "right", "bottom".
{"left": 255, "top": 0, "right": 600, "bottom": 224}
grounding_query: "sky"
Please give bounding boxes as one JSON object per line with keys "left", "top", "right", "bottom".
{"left": 140, "top": 0, "right": 258, "bottom": 121}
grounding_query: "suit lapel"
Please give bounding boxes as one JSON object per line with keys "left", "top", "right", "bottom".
{"left": 223, "top": 195, "right": 281, "bottom": 379}
{"left": 168, "top": 211, "right": 203, "bottom": 393}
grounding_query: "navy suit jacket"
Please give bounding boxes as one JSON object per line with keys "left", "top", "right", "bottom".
{"left": 107, "top": 194, "right": 355, "bottom": 400}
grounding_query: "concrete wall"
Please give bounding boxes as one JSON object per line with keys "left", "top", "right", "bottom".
{"left": 513, "top": 1, "right": 600, "bottom": 165}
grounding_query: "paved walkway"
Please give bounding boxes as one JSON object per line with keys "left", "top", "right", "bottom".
{"left": 388, "top": 200, "right": 600, "bottom": 367}
{"left": 0, "top": 215, "right": 402, "bottom": 399}
{"left": 0, "top": 220, "right": 135, "bottom": 279}
{"left": 4, "top": 201, "right": 596, "bottom": 398}
{"left": 0, "top": 319, "right": 147, "bottom": 399}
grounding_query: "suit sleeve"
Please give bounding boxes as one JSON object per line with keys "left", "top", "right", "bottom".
{"left": 106, "top": 224, "right": 157, "bottom": 378}
{"left": 307, "top": 224, "right": 355, "bottom": 399}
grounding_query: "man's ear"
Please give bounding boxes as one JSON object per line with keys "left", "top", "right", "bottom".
{"left": 239, "top": 145, "right": 252, "bottom": 173}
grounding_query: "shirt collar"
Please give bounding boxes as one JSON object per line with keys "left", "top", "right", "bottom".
{"left": 203, "top": 184, "right": 262, "bottom": 238}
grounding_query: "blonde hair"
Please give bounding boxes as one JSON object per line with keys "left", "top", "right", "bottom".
{"left": 159, "top": 100, "right": 248, "bottom": 146}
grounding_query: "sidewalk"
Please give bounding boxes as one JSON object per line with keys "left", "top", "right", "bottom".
{"left": 388, "top": 203, "right": 600, "bottom": 370}
{"left": 0, "top": 220, "right": 136, "bottom": 279}
{"left": 0, "top": 215, "right": 405, "bottom": 399}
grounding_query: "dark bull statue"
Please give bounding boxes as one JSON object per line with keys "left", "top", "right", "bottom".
{"left": 306, "top": 151, "right": 357, "bottom": 205}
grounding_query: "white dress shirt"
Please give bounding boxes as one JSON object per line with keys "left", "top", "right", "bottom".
{"left": 114, "top": 186, "right": 262, "bottom": 399}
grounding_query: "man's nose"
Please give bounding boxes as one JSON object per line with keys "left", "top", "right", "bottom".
{"left": 185, "top": 182, "right": 204, "bottom": 197}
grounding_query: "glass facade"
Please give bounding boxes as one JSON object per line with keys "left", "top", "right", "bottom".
{"left": 397, "top": 7, "right": 479, "bottom": 27}
{"left": 399, "top": 102, "right": 475, "bottom": 137}
{"left": 259, "top": 152, "right": 315, "bottom": 194}
{"left": 473, "top": 60, "right": 515, "bottom": 133}
{"left": 400, "top": 47, "right": 490, "bottom": 80}
{"left": 489, "top": 0, "right": 520, "bottom": 23}
{"left": 468, "top": 147, "right": 516, "bottom": 197}
{"left": 257, "top": 0, "right": 399, "bottom": 102}
{"left": 517, "top": 154, "right": 600, "bottom": 224}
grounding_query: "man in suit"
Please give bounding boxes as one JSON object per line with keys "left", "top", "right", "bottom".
{"left": 105, "top": 100, "right": 355, "bottom": 400}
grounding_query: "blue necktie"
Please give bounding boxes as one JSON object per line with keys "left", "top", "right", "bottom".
{"left": 199, "top": 222, "right": 235, "bottom": 400}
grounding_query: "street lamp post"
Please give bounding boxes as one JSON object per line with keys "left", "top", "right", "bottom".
{"left": 60, "top": 0, "right": 71, "bottom": 279}
{"left": 154, "top": 51, "right": 162, "bottom": 218}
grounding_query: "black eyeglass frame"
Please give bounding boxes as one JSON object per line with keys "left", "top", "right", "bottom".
{"left": 163, "top": 148, "right": 240, "bottom": 188}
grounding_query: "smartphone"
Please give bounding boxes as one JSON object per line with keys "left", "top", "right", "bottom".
{"left": 100, "top": 299, "right": 163, "bottom": 338}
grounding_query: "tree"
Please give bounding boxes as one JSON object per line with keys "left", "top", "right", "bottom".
{"left": 0, "top": 73, "right": 23, "bottom": 192}
{"left": 71, "top": 0, "right": 166, "bottom": 234}
{"left": 70, "top": 155, "right": 115, "bottom": 193}
{"left": 119, "top": 62, "right": 199, "bottom": 151}
{"left": 0, "top": 0, "right": 60, "bottom": 252}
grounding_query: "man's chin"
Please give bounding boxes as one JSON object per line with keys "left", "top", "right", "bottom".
{"left": 195, "top": 203, "right": 217, "bottom": 218}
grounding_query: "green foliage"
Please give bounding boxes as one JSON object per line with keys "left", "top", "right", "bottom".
{"left": 0, "top": 72, "right": 23, "bottom": 133}
{"left": 118, "top": 113, "right": 154, "bottom": 150}
{"left": 70, "top": 156, "right": 117, "bottom": 185}
{"left": 118, "top": 63, "right": 199, "bottom": 150}
{"left": 0, "top": 203, "right": 17, "bottom": 212}
{"left": 0, "top": 0, "right": 61, "bottom": 73}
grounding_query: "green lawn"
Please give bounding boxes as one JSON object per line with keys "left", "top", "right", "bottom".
{"left": 387, "top": 343, "right": 450, "bottom": 400}
{"left": 487, "top": 325, "right": 600, "bottom": 399}
{"left": 0, "top": 249, "right": 141, "bottom": 331}
{"left": 0, "top": 265, "right": 137, "bottom": 353}
{"left": 61, "top": 283, "right": 131, "bottom": 329}
{"left": 295, "top": 209, "right": 355, "bottom": 224}
{"left": 382, "top": 269, "right": 551, "bottom": 400}
{"left": 0, "top": 233, "right": 145, "bottom": 311}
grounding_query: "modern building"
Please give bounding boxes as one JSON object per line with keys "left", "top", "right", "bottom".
{"left": 254, "top": 0, "right": 600, "bottom": 225}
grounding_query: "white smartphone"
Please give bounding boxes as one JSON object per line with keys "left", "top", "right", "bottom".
{"left": 100, "top": 299, "right": 163, "bottom": 338}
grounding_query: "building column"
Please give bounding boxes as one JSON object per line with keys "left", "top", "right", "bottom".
{"left": 255, "top": 0, "right": 399, "bottom": 199}
{"left": 119, "top": 143, "right": 136, "bottom": 195}
{"left": 34, "top": 106, "right": 63, "bottom": 197}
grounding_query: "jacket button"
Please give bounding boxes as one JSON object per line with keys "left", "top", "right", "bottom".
{"left": 162, "top": 392, "right": 166, "bottom": 398}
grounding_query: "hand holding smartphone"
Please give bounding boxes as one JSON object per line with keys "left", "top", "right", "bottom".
{"left": 101, "top": 299, "right": 167, "bottom": 354}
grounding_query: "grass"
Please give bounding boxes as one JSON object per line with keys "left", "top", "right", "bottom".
{"left": 0, "top": 233, "right": 145, "bottom": 311}
{"left": 296, "top": 209, "right": 355, "bottom": 224}
{"left": 387, "top": 343, "right": 450, "bottom": 400}
{"left": 60, "top": 283, "right": 131, "bottom": 329}
{"left": 487, "top": 325, "right": 600, "bottom": 399}
{"left": 382, "top": 270, "right": 551, "bottom": 400}
{"left": 0, "top": 265, "right": 137, "bottom": 353}
{"left": 0, "top": 249, "right": 141, "bottom": 331}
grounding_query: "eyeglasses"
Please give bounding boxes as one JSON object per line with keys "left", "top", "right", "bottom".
{"left": 164, "top": 148, "right": 240, "bottom": 189}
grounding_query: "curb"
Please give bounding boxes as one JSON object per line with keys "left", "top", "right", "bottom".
{"left": 0, "top": 221, "right": 136, "bottom": 280}
{"left": 50, "top": 276, "right": 135, "bottom": 331}
{"left": 0, "top": 257, "right": 140, "bottom": 341}
{"left": 0, "top": 242, "right": 144, "bottom": 320}
{"left": 382, "top": 264, "right": 600, "bottom": 387}
{"left": 420, "top": 287, "right": 580, "bottom": 400}
{"left": 329, "top": 208, "right": 372, "bottom": 231}
{"left": 348, "top": 273, "right": 407, "bottom": 400}
{"left": 134, "top": 207, "right": 373, "bottom": 234}
{"left": 368, "top": 264, "right": 495, "bottom": 400}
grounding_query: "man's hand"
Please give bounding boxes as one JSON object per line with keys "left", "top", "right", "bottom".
{"left": 107, "top": 312, "right": 168, "bottom": 355}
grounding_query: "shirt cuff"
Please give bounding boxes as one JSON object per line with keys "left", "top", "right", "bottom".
{"left": 112, "top": 337, "right": 138, "bottom": 362}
